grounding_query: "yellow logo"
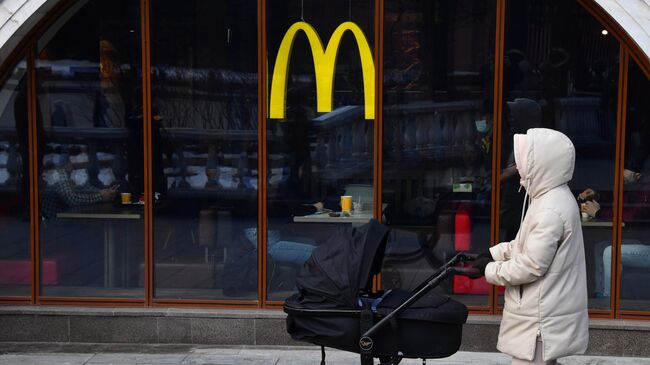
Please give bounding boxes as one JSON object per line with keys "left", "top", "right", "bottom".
{"left": 269, "top": 21, "right": 375, "bottom": 120}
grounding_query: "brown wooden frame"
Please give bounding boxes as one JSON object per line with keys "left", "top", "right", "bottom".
{"left": 611, "top": 48, "right": 629, "bottom": 318}
{"left": 372, "top": 0, "right": 384, "bottom": 295}
{"left": 577, "top": 0, "right": 650, "bottom": 80}
{"left": 28, "top": 46, "right": 39, "bottom": 304}
{"left": 553, "top": 44, "right": 631, "bottom": 321}
{"left": 0, "top": 0, "right": 648, "bottom": 318}
{"left": 0, "top": 0, "right": 75, "bottom": 306}
{"left": 613, "top": 51, "right": 650, "bottom": 320}
{"left": 489, "top": 1, "right": 636, "bottom": 319}
{"left": 141, "top": 0, "right": 153, "bottom": 308}
{"left": 489, "top": 0, "right": 507, "bottom": 315}
{"left": 574, "top": 7, "right": 650, "bottom": 328}
{"left": 258, "top": 0, "right": 268, "bottom": 308}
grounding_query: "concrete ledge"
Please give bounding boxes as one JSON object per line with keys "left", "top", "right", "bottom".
{"left": 1, "top": 306, "right": 650, "bottom": 357}
{"left": 0, "top": 306, "right": 287, "bottom": 318}
{"left": 0, "top": 306, "right": 292, "bottom": 346}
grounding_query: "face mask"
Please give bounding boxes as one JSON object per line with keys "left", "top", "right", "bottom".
{"left": 475, "top": 119, "right": 488, "bottom": 134}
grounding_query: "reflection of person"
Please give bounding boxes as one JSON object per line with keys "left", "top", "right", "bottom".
{"left": 12, "top": 76, "right": 32, "bottom": 218}
{"left": 500, "top": 98, "right": 543, "bottom": 241}
{"left": 41, "top": 153, "right": 118, "bottom": 219}
{"left": 579, "top": 147, "right": 650, "bottom": 298}
{"left": 267, "top": 82, "right": 338, "bottom": 255}
{"left": 94, "top": 39, "right": 125, "bottom": 128}
{"left": 264, "top": 174, "right": 324, "bottom": 267}
{"left": 242, "top": 228, "right": 315, "bottom": 266}
{"left": 473, "top": 129, "right": 588, "bottom": 364}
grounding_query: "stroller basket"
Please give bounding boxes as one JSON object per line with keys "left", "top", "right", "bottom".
{"left": 283, "top": 219, "right": 478, "bottom": 365}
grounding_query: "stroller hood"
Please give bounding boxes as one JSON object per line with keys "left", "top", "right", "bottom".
{"left": 295, "top": 219, "right": 390, "bottom": 308}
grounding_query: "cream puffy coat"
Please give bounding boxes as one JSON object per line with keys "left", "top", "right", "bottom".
{"left": 485, "top": 128, "right": 589, "bottom": 361}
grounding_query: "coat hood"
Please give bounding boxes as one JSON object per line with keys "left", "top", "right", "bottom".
{"left": 514, "top": 134, "right": 529, "bottom": 187}
{"left": 519, "top": 128, "right": 575, "bottom": 198}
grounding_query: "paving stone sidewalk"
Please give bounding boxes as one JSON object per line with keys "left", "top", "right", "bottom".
{"left": 1, "top": 345, "right": 650, "bottom": 365}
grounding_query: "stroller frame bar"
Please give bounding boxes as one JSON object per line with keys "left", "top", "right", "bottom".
{"left": 359, "top": 252, "right": 477, "bottom": 350}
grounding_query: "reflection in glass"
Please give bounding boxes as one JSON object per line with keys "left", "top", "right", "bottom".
{"left": 0, "top": 60, "right": 30, "bottom": 297}
{"left": 619, "top": 61, "right": 650, "bottom": 311}
{"left": 266, "top": 0, "right": 375, "bottom": 301}
{"left": 151, "top": 0, "right": 258, "bottom": 300}
{"left": 380, "top": 0, "right": 495, "bottom": 308}
{"left": 36, "top": 0, "right": 144, "bottom": 298}
{"left": 500, "top": 0, "right": 619, "bottom": 309}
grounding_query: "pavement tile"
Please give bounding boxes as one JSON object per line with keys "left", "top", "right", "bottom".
{"left": 87, "top": 353, "right": 186, "bottom": 364}
{"left": 0, "top": 353, "right": 92, "bottom": 365}
{"left": 185, "top": 348, "right": 241, "bottom": 356}
{"left": 0, "top": 347, "right": 648, "bottom": 365}
{"left": 560, "top": 356, "right": 650, "bottom": 365}
{"left": 181, "top": 356, "right": 269, "bottom": 365}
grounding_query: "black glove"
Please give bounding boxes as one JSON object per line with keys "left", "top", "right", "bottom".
{"left": 472, "top": 250, "right": 494, "bottom": 276}
{"left": 477, "top": 250, "right": 493, "bottom": 260}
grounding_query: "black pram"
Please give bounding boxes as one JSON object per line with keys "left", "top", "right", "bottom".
{"left": 284, "top": 219, "right": 478, "bottom": 365}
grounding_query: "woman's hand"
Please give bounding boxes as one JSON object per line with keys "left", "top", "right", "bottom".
{"left": 100, "top": 185, "right": 119, "bottom": 202}
{"left": 583, "top": 200, "right": 600, "bottom": 218}
{"left": 578, "top": 188, "right": 597, "bottom": 201}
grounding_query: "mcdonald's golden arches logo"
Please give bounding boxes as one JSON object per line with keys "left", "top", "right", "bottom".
{"left": 269, "top": 21, "right": 375, "bottom": 120}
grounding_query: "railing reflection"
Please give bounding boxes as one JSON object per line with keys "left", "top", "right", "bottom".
{"left": 0, "top": 96, "right": 616, "bottom": 198}
{"left": 160, "top": 128, "right": 259, "bottom": 198}
{"left": 40, "top": 127, "right": 131, "bottom": 189}
{"left": 384, "top": 100, "right": 483, "bottom": 165}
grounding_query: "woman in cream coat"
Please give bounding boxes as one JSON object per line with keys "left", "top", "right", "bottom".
{"left": 480, "top": 128, "right": 589, "bottom": 364}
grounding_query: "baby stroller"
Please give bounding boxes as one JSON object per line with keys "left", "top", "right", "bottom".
{"left": 284, "top": 219, "right": 478, "bottom": 365}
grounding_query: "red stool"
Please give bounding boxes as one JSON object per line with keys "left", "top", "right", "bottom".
{"left": 452, "top": 205, "right": 494, "bottom": 295}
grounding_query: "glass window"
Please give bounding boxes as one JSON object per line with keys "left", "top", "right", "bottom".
{"left": 151, "top": 0, "right": 258, "bottom": 300}
{"left": 380, "top": 0, "right": 495, "bottom": 308}
{"left": 0, "top": 60, "right": 30, "bottom": 297}
{"left": 36, "top": 0, "right": 144, "bottom": 298}
{"left": 619, "top": 60, "right": 650, "bottom": 311}
{"left": 500, "top": 0, "right": 619, "bottom": 310}
{"left": 266, "top": 0, "right": 375, "bottom": 301}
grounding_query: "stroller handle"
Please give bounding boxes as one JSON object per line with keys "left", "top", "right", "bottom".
{"left": 457, "top": 252, "right": 478, "bottom": 261}
{"left": 410, "top": 252, "right": 477, "bottom": 293}
{"left": 360, "top": 252, "right": 480, "bottom": 347}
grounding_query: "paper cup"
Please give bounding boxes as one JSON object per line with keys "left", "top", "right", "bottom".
{"left": 121, "top": 192, "right": 132, "bottom": 205}
{"left": 341, "top": 195, "right": 352, "bottom": 213}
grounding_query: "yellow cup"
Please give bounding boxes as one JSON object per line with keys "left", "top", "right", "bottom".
{"left": 341, "top": 195, "right": 353, "bottom": 213}
{"left": 121, "top": 192, "right": 132, "bottom": 204}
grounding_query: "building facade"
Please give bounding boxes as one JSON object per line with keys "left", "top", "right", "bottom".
{"left": 0, "top": 0, "right": 650, "bottom": 324}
